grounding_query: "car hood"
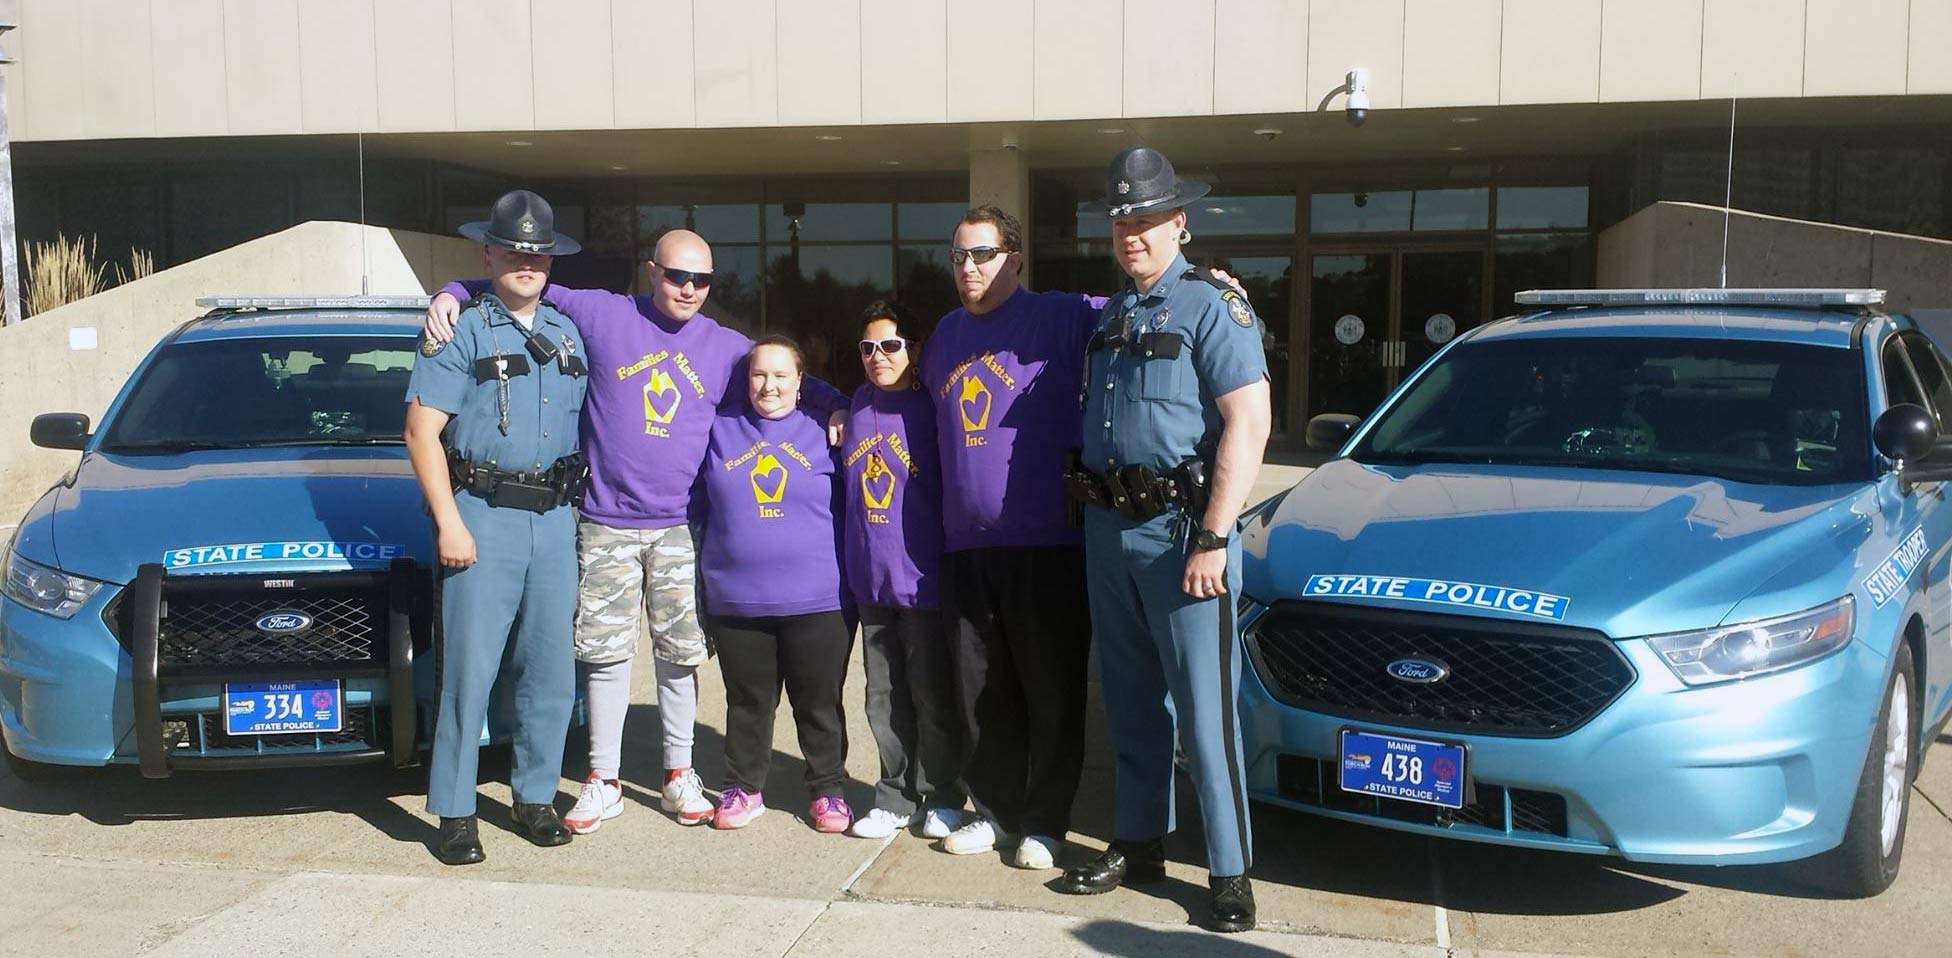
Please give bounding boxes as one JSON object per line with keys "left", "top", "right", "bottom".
{"left": 44, "top": 448, "right": 432, "bottom": 585}
{"left": 1242, "top": 459, "right": 1873, "bottom": 638}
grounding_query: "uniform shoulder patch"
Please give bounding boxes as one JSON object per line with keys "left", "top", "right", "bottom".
{"left": 1221, "top": 289, "right": 1255, "bottom": 328}
{"left": 419, "top": 335, "right": 446, "bottom": 357}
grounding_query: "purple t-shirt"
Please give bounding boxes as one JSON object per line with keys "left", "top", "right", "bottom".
{"left": 920, "top": 288, "right": 1104, "bottom": 552}
{"left": 440, "top": 281, "right": 843, "bottom": 530}
{"left": 698, "top": 406, "right": 845, "bottom": 618}
{"left": 842, "top": 382, "right": 942, "bottom": 609}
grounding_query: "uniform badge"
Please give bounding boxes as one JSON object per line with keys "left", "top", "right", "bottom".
{"left": 1152, "top": 310, "right": 1170, "bottom": 331}
{"left": 419, "top": 335, "right": 445, "bottom": 357}
{"left": 1222, "top": 291, "right": 1254, "bottom": 328}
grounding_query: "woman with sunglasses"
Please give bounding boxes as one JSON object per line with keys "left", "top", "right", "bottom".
{"left": 698, "top": 335, "right": 855, "bottom": 833}
{"left": 840, "top": 301, "right": 967, "bottom": 841}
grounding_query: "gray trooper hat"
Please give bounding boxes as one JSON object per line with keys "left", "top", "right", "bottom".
{"left": 457, "top": 189, "right": 582, "bottom": 255}
{"left": 1079, "top": 146, "right": 1211, "bottom": 218}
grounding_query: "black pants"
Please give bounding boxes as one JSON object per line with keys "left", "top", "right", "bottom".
{"left": 710, "top": 610, "right": 853, "bottom": 800}
{"left": 861, "top": 605, "right": 965, "bottom": 816}
{"left": 942, "top": 545, "right": 1092, "bottom": 838}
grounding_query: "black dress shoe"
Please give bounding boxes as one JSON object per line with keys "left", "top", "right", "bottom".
{"left": 1055, "top": 837, "right": 1166, "bottom": 895}
{"left": 434, "top": 816, "right": 485, "bottom": 866}
{"left": 511, "top": 802, "right": 572, "bottom": 847}
{"left": 1206, "top": 874, "right": 1256, "bottom": 933}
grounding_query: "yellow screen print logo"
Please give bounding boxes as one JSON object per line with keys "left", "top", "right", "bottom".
{"left": 861, "top": 452, "right": 895, "bottom": 512}
{"left": 643, "top": 369, "right": 681, "bottom": 435}
{"left": 750, "top": 453, "right": 788, "bottom": 517}
{"left": 959, "top": 375, "right": 992, "bottom": 432}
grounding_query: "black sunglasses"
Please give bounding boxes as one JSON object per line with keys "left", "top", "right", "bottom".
{"left": 949, "top": 245, "right": 1012, "bottom": 266}
{"left": 656, "top": 263, "right": 714, "bottom": 288}
{"left": 858, "top": 338, "right": 908, "bottom": 358}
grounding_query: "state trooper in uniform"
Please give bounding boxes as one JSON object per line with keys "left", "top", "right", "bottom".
{"left": 404, "top": 190, "right": 592, "bottom": 865}
{"left": 1056, "top": 147, "right": 1273, "bottom": 932}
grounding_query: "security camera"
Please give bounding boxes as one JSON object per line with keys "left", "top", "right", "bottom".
{"left": 1345, "top": 69, "right": 1370, "bottom": 128}
{"left": 1353, "top": 192, "right": 1369, "bottom": 208}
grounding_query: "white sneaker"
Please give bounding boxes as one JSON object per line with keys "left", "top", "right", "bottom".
{"left": 918, "top": 806, "right": 964, "bottom": 839}
{"left": 1013, "top": 833, "right": 1058, "bottom": 869}
{"left": 660, "top": 768, "right": 716, "bottom": 825}
{"left": 563, "top": 772, "right": 623, "bottom": 834}
{"left": 848, "top": 807, "right": 913, "bottom": 839}
{"left": 941, "top": 817, "right": 998, "bottom": 855}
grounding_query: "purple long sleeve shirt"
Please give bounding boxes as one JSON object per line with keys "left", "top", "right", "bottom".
{"left": 698, "top": 406, "right": 845, "bottom": 618}
{"left": 842, "top": 382, "right": 942, "bottom": 609}
{"left": 440, "top": 280, "right": 845, "bottom": 530}
{"left": 920, "top": 288, "right": 1105, "bottom": 552}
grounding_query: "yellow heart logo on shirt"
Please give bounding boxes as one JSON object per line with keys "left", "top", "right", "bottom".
{"left": 959, "top": 375, "right": 992, "bottom": 432}
{"left": 750, "top": 453, "right": 788, "bottom": 504}
{"left": 862, "top": 452, "right": 896, "bottom": 510}
{"left": 643, "top": 368, "right": 681, "bottom": 425}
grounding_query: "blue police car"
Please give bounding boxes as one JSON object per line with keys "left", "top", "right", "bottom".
{"left": 1240, "top": 288, "right": 1952, "bottom": 897}
{"left": 0, "top": 296, "right": 518, "bottom": 780}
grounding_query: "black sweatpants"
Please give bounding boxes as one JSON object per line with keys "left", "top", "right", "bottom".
{"left": 942, "top": 545, "right": 1092, "bottom": 839}
{"left": 710, "top": 610, "right": 853, "bottom": 800}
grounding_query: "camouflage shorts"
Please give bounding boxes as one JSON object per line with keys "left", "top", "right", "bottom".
{"left": 573, "top": 520, "right": 710, "bottom": 667}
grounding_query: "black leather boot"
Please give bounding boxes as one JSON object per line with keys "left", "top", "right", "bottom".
{"left": 1206, "top": 874, "right": 1256, "bottom": 933}
{"left": 511, "top": 802, "right": 572, "bottom": 847}
{"left": 434, "top": 816, "right": 485, "bottom": 866}
{"left": 1054, "top": 837, "right": 1167, "bottom": 895}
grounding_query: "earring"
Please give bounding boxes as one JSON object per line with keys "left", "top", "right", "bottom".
{"left": 1177, "top": 227, "right": 1193, "bottom": 244}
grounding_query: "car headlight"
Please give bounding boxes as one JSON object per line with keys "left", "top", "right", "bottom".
{"left": 1644, "top": 596, "right": 1854, "bottom": 687}
{"left": 2, "top": 548, "right": 104, "bottom": 619}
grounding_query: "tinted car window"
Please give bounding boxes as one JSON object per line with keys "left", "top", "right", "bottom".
{"left": 1353, "top": 337, "right": 1868, "bottom": 485}
{"left": 1882, "top": 337, "right": 1930, "bottom": 412}
{"left": 1899, "top": 333, "right": 1952, "bottom": 429}
{"left": 103, "top": 336, "right": 415, "bottom": 450}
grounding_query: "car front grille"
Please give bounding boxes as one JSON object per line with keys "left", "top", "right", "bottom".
{"left": 1277, "top": 754, "right": 1570, "bottom": 837}
{"left": 1247, "top": 601, "right": 1636, "bottom": 737}
{"left": 158, "top": 589, "right": 382, "bottom": 666}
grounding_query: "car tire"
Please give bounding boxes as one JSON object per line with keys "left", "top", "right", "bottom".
{"left": 3, "top": 744, "right": 86, "bottom": 784}
{"left": 1800, "top": 640, "right": 1917, "bottom": 898}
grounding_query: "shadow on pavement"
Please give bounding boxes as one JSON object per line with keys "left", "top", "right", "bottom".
{"left": 609, "top": 703, "right": 875, "bottom": 828}
{"left": 1072, "top": 919, "right": 1305, "bottom": 957}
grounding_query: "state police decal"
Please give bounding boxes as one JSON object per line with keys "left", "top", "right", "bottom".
{"left": 1222, "top": 290, "right": 1253, "bottom": 328}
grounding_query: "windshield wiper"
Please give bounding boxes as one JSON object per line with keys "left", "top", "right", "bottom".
{"left": 1353, "top": 451, "right": 1500, "bottom": 466}
{"left": 232, "top": 436, "right": 404, "bottom": 447}
{"left": 103, "top": 439, "right": 251, "bottom": 452}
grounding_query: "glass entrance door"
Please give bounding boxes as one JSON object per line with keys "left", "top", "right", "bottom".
{"left": 1401, "top": 249, "right": 1486, "bottom": 373}
{"left": 1306, "top": 247, "right": 1487, "bottom": 419}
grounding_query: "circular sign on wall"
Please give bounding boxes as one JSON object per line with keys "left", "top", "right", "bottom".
{"left": 1334, "top": 314, "right": 1366, "bottom": 346}
{"left": 1426, "top": 312, "right": 1457, "bottom": 344}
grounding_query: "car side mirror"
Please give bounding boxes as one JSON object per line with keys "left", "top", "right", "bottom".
{"left": 1306, "top": 413, "right": 1362, "bottom": 452}
{"left": 29, "top": 413, "right": 91, "bottom": 451}
{"left": 1874, "top": 404, "right": 1936, "bottom": 465}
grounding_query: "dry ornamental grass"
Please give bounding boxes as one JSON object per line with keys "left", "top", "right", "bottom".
{"left": 22, "top": 234, "right": 156, "bottom": 317}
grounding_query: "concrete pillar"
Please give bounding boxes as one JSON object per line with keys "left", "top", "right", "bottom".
{"left": 969, "top": 147, "right": 1032, "bottom": 286}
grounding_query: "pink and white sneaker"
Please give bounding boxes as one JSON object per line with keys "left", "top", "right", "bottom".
{"left": 809, "top": 796, "right": 853, "bottom": 834}
{"left": 713, "top": 786, "right": 766, "bottom": 830}
{"left": 562, "top": 772, "right": 623, "bottom": 834}
{"left": 661, "top": 767, "right": 716, "bottom": 825}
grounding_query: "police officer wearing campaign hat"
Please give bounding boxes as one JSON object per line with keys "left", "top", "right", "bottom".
{"left": 405, "top": 189, "right": 591, "bottom": 865}
{"left": 1056, "top": 147, "right": 1272, "bottom": 932}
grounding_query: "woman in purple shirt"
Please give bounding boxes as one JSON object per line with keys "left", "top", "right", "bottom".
{"left": 699, "top": 336, "right": 854, "bottom": 833}
{"left": 840, "top": 302, "right": 965, "bottom": 840}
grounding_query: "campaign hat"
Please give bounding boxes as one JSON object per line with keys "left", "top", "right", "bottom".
{"left": 457, "top": 189, "right": 582, "bottom": 255}
{"left": 1079, "top": 146, "right": 1210, "bottom": 218}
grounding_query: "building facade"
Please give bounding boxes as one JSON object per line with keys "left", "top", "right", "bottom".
{"left": 7, "top": 0, "right": 1952, "bottom": 435}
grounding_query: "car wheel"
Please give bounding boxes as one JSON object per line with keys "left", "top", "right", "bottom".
{"left": 1801, "top": 641, "right": 1916, "bottom": 897}
{"left": 3, "top": 743, "right": 86, "bottom": 784}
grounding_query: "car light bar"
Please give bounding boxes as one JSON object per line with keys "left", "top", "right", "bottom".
{"left": 195, "top": 295, "right": 432, "bottom": 309}
{"left": 1514, "top": 288, "right": 1886, "bottom": 307}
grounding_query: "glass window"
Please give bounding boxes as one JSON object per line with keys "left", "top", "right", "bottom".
{"left": 766, "top": 202, "right": 892, "bottom": 242}
{"left": 766, "top": 245, "right": 895, "bottom": 391}
{"left": 171, "top": 174, "right": 293, "bottom": 262}
{"left": 895, "top": 245, "right": 961, "bottom": 328}
{"left": 1494, "top": 233, "right": 1594, "bottom": 315}
{"left": 1883, "top": 338, "right": 1929, "bottom": 411}
{"left": 697, "top": 245, "right": 763, "bottom": 334}
{"left": 898, "top": 202, "right": 968, "bottom": 243}
{"left": 1496, "top": 187, "right": 1589, "bottom": 230}
{"left": 1354, "top": 337, "right": 1869, "bottom": 485}
{"left": 639, "top": 204, "right": 761, "bottom": 244}
{"left": 104, "top": 336, "right": 416, "bottom": 448}
{"left": 1900, "top": 334, "right": 1952, "bottom": 429}
{"left": 1412, "top": 189, "right": 1489, "bottom": 231}
{"left": 1188, "top": 196, "right": 1296, "bottom": 236}
{"left": 1310, "top": 191, "right": 1412, "bottom": 233}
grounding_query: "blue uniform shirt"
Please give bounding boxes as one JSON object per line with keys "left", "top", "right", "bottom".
{"left": 1083, "top": 253, "right": 1267, "bottom": 473}
{"left": 405, "top": 294, "right": 589, "bottom": 472}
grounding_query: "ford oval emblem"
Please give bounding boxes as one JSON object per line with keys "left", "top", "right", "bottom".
{"left": 255, "top": 611, "right": 313, "bottom": 633}
{"left": 1385, "top": 658, "right": 1449, "bottom": 684}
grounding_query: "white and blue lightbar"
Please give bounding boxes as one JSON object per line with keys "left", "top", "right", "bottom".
{"left": 196, "top": 295, "right": 432, "bottom": 309}
{"left": 1515, "top": 288, "right": 1886, "bottom": 307}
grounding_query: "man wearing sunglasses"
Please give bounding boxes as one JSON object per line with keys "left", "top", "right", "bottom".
{"left": 423, "top": 229, "right": 848, "bottom": 836}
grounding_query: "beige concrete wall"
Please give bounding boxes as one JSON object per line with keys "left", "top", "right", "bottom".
{"left": 10, "top": 0, "right": 1952, "bottom": 142}
{"left": 0, "top": 222, "right": 476, "bottom": 521}
{"left": 1596, "top": 201, "right": 1952, "bottom": 314}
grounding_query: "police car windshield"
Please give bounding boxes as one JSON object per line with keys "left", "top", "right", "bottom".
{"left": 1351, "top": 336, "right": 1870, "bottom": 485}
{"left": 102, "top": 336, "right": 414, "bottom": 451}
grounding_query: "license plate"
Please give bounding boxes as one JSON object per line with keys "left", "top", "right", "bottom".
{"left": 1339, "top": 729, "right": 1466, "bottom": 809}
{"left": 223, "top": 680, "right": 343, "bottom": 736}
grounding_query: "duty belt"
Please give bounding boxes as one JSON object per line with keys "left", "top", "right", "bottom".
{"left": 1063, "top": 452, "right": 1209, "bottom": 522}
{"left": 448, "top": 449, "right": 589, "bottom": 513}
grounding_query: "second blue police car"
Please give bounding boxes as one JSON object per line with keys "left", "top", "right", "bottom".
{"left": 1, "top": 296, "right": 538, "bottom": 781}
{"left": 1239, "top": 288, "right": 1952, "bottom": 897}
